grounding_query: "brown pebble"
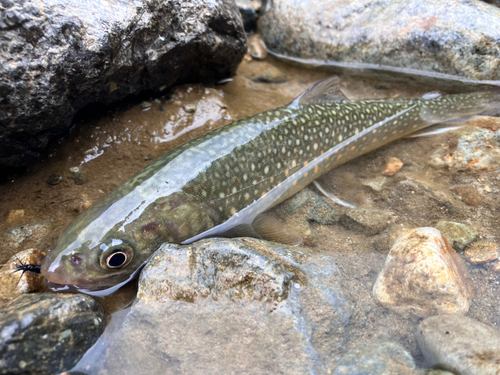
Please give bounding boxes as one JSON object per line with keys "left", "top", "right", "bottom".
{"left": 382, "top": 157, "right": 403, "bottom": 176}
{"left": 464, "top": 241, "right": 499, "bottom": 264}
{"left": 0, "top": 249, "right": 47, "bottom": 301}
{"left": 7, "top": 209, "right": 25, "bottom": 223}
{"left": 248, "top": 34, "right": 268, "bottom": 60}
{"left": 373, "top": 227, "right": 472, "bottom": 317}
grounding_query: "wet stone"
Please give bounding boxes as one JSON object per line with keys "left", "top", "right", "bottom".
{"left": 464, "top": 241, "right": 499, "bottom": 264}
{"left": 5, "top": 223, "right": 50, "bottom": 249}
{"left": 0, "top": 0, "right": 246, "bottom": 171}
{"left": 430, "top": 127, "right": 500, "bottom": 172}
{"left": 45, "top": 173, "right": 63, "bottom": 185}
{"left": 339, "top": 208, "right": 390, "bottom": 235}
{"left": 281, "top": 188, "right": 340, "bottom": 225}
{"left": 248, "top": 34, "right": 268, "bottom": 60}
{"left": 382, "top": 157, "right": 403, "bottom": 176}
{"left": 416, "top": 315, "right": 500, "bottom": 375}
{"left": 258, "top": 0, "right": 500, "bottom": 81}
{"left": 71, "top": 238, "right": 352, "bottom": 374}
{"left": 140, "top": 101, "right": 152, "bottom": 110}
{"left": 0, "top": 293, "right": 104, "bottom": 375}
{"left": 332, "top": 341, "right": 417, "bottom": 375}
{"left": 0, "top": 249, "right": 47, "bottom": 301}
{"left": 6, "top": 209, "right": 25, "bottom": 223}
{"left": 435, "top": 221, "right": 479, "bottom": 251}
{"left": 306, "top": 199, "right": 341, "bottom": 226}
{"left": 182, "top": 104, "right": 197, "bottom": 113}
{"left": 373, "top": 228, "right": 472, "bottom": 317}
{"left": 69, "top": 166, "right": 84, "bottom": 185}
{"left": 361, "top": 176, "right": 388, "bottom": 192}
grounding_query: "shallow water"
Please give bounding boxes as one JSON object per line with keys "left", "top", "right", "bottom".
{"left": 1, "top": 54, "right": 500, "bottom": 372}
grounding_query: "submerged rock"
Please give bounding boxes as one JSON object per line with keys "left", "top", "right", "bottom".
{"left": 430, "top": 127, "right": 500, "bottom": 172}
{"left": 259, "top": 0, "right": 500, "bottom": 81}
{"left": 435, "top": 221, "right": 479, "bottom": 251}
{"left": 281, "top": 187, "right": 340, "bottom": 225}
{"left": 71, "top": 238, "right": 352, "bottom": 374}
{"left": 332, "top": 341, "right": 418, "bottom": 375}
{"left": 5, "top": 223, "right": 50, "bottom": 249}
{"left": 464, "top": 241, "right": 499, "bottom": 264}
{"left": 382, "top": 157, "right": 404, "bottom": 177}
{"left": 0, "top": 249, "right": 47, "bottom": 301}
{"left": 0, "top": 0, "right": 246, "bottom": 171}
{"left": 373, "top": 228, "right": 472, "bottom": 317}
{"left": 0, "top": 293, "right": 104, "bottom": 375}
{"left": 417, "top": 314, "right": 500, "bottom": 375}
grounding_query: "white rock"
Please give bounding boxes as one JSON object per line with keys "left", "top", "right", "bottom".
{"left": 373, "top": 228, "right": 472, "bottom": 317}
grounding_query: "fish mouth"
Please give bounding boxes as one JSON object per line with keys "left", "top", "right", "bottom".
{"left": 40, "top": 252, "right": 97, "bottom": 290}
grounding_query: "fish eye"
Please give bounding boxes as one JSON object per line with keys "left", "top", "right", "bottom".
{"left": 99, "top": 241, "right": 134, "bottom": 270}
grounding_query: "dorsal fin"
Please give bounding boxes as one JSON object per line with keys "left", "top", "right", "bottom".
{"left": 290, "top": 76, "right": 348, "bottom": 108}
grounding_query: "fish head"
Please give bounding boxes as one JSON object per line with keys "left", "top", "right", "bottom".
{"left": 41, "top": 227, "right": 142, "bottom": 291}
{"left": 41, "top": 191, "right": 220, "bottom": 292}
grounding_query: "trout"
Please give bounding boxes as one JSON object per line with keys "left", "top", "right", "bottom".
{"left": 40, "top": 76, "right": 499, "bottom": 293}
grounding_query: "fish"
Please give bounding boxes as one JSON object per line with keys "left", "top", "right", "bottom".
{"left": 40, "top": 76, "right": 500, "bottom": 293}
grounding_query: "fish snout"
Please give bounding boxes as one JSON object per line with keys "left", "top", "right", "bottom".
{"left": 40, "top": 251, "right": 86, "bottom": 287}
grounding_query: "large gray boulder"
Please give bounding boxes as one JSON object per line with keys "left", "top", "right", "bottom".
{"left": 70, "top": 238, "right": 353, "bottom": 374}
{"left": 259, "top": 0, "right": 500, "bottom": 81}
{"left": 0, "top": 0, "right": 246, "bottom": 170}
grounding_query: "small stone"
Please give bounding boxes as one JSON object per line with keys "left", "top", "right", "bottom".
{"left": 332, "top": 341, "right": 417, "bottom": 375}
{"left": 339, "top": 208, "right": 390, "bottom": 235}
{"left": 464, "top": 241, "right": 499, "bottom": 264}
{"left": 5, "top": 224, "right": 49, "bottom": 249}
{"left": 306, "top": 200, "right": 340, "bottom": 226}
{"left": 182, "top": 104, "right": 197, "bottom": 113}
{"left": 417, "top": 315, "right": 500, "bottom": 375}
{"left": 69, "top": 166, "right": 84, "bottom": 185}
{"left": 140, "top": 101, "right": 152, "bottom": 110}
{"left": 373, "top": 227, "right": 472, "bottom": 317}
{"left": 0, "top": 293, "right": 104, "bottom": 374}
{"left": 435, "top": 221, "right": 479, "bottom": 251}
{"left": 0, "top": 249, "right": 47, "bottom": 300}
{"left": 361, "top": 176, "right": 388, "bottom": 192}
{"left": 248, "top": 34, "right": 268, "bottom": 60}
{"left": 71, "top": 194, "right": 93, "bottom": 213}
{"left": 45, "top": 173, "right": 63, "bottom": 185}
{"left": 144, "top": 154, "right": 153, "bottom": 161}
{"left": 7, "top": 209, "right": 25, "bottom": 223}
{"left": 382, "top": 157, "right": 403, "bottom": 176}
